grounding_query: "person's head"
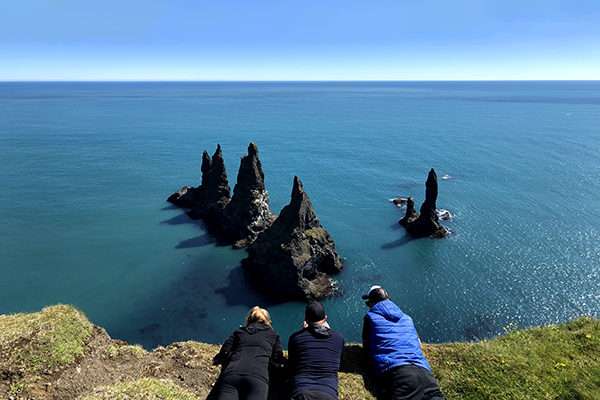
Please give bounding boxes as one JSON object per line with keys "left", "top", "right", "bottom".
{"left": 305, "top": 301, "right": 326, "bottom": 325}
{"left": 362, "top": 285, "right": 390, "bottom": 308}
{"left": 246, "top": 306, "right": 272, "bottom": 329}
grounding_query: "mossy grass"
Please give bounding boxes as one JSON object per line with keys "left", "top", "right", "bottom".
{"left": 425, "top": 316, "right": 600, "bottom": 399}
{"left": 0, "top": 304, "right": 93, "bottom": 393}
{"left": 2, "top": 305, "right": 600, "bottom": 399}
{"left": 104, "top": 343, "right": 147, "bottom": 360}
{"left": 82, "top": 377, "right": 198, "bottom": 400}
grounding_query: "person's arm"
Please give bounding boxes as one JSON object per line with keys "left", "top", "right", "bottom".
{"left": 214, "top": 331, "right": 236, "bottom": 365}
{"left": 270, "top": 334, "right": 284, "bottom": 369}
{"left": 287, "top": 334, "right": 298, "bottom": 373}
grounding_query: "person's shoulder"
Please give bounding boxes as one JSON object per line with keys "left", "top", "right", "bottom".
{"left": 331, "top": 330, "right": 345, "bottom": 346}
{"left": 289, "top": 328, "right": 307, "bottom": 341}
{"left": 233, "top": 326, "right": 246, "bottom": 334}
{"left": 330, "top": 329, "right": 344, "bottom": 339}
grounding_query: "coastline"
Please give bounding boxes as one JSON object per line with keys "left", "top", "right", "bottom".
{"left": 2, "top": 305, "right": 599, "bottom": 399}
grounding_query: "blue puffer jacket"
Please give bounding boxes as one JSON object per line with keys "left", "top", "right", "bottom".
{"left": 365, "top": 300, "right": 431, "bottom": 376}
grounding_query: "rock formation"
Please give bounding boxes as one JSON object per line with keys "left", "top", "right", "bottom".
{"left": 186, "top": 145, "right": 231, "bottom": 222}
{"left": 398, "top": 197, "right": 419, "bottom": 226}
{"left": 169, "top": 145, "right": 344, "bottom": 301}
{"left": 220, "top": 143, "right": 277, "bottom": 248}
{"left": 169, "top": 143, "right": 276, "bottom": 247}
{"left": 243, "top": 176, "right": 344, "bottom": 301}
{"left": 391, "top": 198, "right": 408, "bottom": 206}
{"left": 167, "top": 186, "right": 199, "bottom": 209}
{"left": 399, "top": 169, "right": 447, "bottom": 238}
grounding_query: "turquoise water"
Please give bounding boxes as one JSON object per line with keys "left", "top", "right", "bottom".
{"left": 1, "top": 81, "right": 599, "bottom": 349}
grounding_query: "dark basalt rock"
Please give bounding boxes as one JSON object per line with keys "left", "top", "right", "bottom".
{"left": 169, "top": 143, "right": 274, "bottom": 246}
{"left": 398, "top": 197, "right": 419, "bottom": 226}
{"left": 167, "top": 186, "right": 201, "bottom": 209}
{"left": 221, "top": 143, "right": 277, "bottom": 248}
{"left": 399, "top": 169, "right": 447, "bottom": 238}
{"left": 168, "top": 145, "right": 345, "bottom": 301}
{"left": 243, "top": 176, "right": 344, "bottom": 301}
{"left": 187, "top": 145, "right": 231, "bottom": 221}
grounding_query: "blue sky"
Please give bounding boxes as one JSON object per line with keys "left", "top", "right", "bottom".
{"left": 1, "top": 0, "right": 599, "bottom": 80}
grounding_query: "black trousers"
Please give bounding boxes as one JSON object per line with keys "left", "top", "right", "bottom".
{"left": 217, "top": 374, "right": 269, "bottom": 400}
{"left": 379, "top": 365, "right": 446, "bottom": 400}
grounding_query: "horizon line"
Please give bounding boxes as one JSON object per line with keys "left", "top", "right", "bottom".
{"left": 1, "top": 79, "right": 599, "bottom": 83}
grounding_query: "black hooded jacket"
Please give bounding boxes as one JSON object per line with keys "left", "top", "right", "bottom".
{"left": 288, "top": 323, "right": 345, "bottom": 399}
{"left": 217, "top": 322, "right": 284, "bottom": 384}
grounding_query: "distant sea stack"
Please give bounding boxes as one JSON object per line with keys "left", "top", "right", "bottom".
{"left": 243, "top": 176, "right": 344, "bottom": 301}
{"left": 399, "top": 168, "right": 447, "bottom": 238}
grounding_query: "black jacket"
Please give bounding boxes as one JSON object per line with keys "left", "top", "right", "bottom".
{"left": 288, "top": 324, "right": 345, "bottom": 399}
{"left": 217, "top": 322, "right": 283, "bottom": 384}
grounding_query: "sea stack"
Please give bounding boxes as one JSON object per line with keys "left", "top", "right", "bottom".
{"left": 399, "top": 168, "right": 447, "bottom": 238}
{"left": 398, "top": 197, "right": 419, "bottom": 226}
{"left": 220, "top": 143, "right": 277, "bottom": 248}
{"left": 243, "top": 176, "right": 344, "bottom": 301}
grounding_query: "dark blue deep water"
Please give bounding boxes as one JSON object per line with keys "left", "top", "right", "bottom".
{"left": 1, "top": 81, "right": 599, "bottom": 349}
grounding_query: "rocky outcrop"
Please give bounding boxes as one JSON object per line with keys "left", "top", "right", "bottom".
{"left": 399, "top": 169, "right": 447, "bottom": 238}
{"left": 243, "top": 176, "right": 344, "bottom": 301}
{"left": 167, "top": 186, "right": 200, "bottom": 209}
{"left": 169, "top": 143, "right": 276, "bottom": 249}
{"left": 168, "top": 145, "right": 344, "bottom": 301}
{"left": 186, "top": 145, "right": 231, "bottom": 222}
{"left": 220, "top": 143, "right": 277, "bottom": 248}
{"left": 398, "top": 197, "right": 419, "bottom": 226}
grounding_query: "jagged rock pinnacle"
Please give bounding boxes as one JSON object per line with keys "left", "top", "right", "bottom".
{"left": 221, "top": 143, "right": 276, "bottom": 248}
{"left": 399, "top": 168, "right": 447, "bottom": 238}
{"left": 244, "top": 176, "right": 344, "bottom": 301}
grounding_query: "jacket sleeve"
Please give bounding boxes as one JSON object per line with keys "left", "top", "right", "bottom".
{"left": 270, "top": 334, "right": 284, "bottom": 369}
{"left": 215, "top": 331, "right": 236, "bottom": 365}
{"left": 287, "top": 333, "right": 298, "bottom": 373}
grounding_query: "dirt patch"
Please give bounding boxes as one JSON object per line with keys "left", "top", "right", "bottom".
{"left": 1, "top": 325, "right": 222, "bottom": 400}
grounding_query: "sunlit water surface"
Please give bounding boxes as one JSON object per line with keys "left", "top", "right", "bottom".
{"left": 1, "top": 81, "right": 599, "bottom": 349}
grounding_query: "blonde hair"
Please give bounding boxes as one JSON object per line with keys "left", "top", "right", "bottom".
{"left": 245, "top": 306, "right": 272, "bottom": 329}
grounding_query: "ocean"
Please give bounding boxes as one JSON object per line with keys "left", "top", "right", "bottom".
{"left": 1, "top": 81, "right": 599, "bottom": 350}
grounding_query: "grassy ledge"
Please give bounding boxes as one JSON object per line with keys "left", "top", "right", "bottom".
{"left": 425, "top": 317, "right": 600, "bottom": 399}
{"left": 0, "top": 304, "right": 93, "bottom": 393}
{"left": 1, "top": 305, "right": 600, "bottom": 399}
{"left": 82, "top": 377, "right": 198, "bottom": 400}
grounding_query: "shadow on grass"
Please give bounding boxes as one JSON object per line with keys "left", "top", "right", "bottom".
{"left": 341, "top": 344, "right": 379, "bottom": 398}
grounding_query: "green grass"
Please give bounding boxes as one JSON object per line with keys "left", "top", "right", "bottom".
{"left": 425, "top": 317, "right": 600, "bottom": 399}
{"left": 2, "top": 305, "right": 600, "bottom": 399}
{"left": 0, "top": 304, "right": 93, "bottom": 393}
{"left": 82, "top": 377, "right": 198, "bottom": 400}
{"left": 104, "top": 343, "right": 147, "bottom": 360}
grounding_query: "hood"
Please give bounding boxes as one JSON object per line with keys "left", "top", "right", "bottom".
{"left": 243, "top": 322, "right": 271, "bottom": 334}
{"left": 307, "top": 323, "right": 332, "bottom": 338}
{"left": 370, "top": 300, "right": 404, "bottom": 323}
